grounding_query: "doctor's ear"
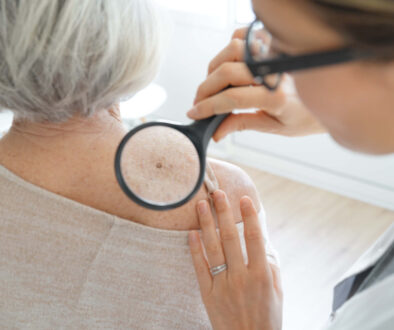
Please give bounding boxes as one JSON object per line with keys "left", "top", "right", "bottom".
{"left": 385, "top": 61, "right": 394, "bottom": 88}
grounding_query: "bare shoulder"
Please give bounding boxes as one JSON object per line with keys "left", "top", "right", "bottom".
{"left": 208, "top": 158, "right": 261, "bottom": 221}
{"left": 125, "top": 157, "right": 262, "bottom": 229}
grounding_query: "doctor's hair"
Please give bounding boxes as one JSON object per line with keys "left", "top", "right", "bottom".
{"left": 312, "top": 0, "right": 394, "bottom": 60}
{"left": 0, "top": 0, "right": 162, "bottom": 123}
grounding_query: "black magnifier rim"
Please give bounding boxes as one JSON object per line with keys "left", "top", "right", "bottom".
{"left": 115, "top": 121, "right": 206, "bottom": 211}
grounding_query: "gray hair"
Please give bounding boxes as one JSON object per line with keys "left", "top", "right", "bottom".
{"left": 0, "top": 0, "right": 162, "bottom": 122}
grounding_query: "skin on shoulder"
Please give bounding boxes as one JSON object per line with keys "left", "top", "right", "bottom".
{"left": 114, "top": 122, "right": 262, "bottom": 230}
{"left": 207, "top": 158, "right": 261, "bottom": 219}
{"left": 118, "top": 156, "right": 262, "bottom": 231}
{"left": 0, "top": 109, "right": 261, "bottom": 231}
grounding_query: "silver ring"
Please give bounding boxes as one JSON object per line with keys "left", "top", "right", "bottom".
{"left": 210, "top": 264, "right": 227, "bottom": 276}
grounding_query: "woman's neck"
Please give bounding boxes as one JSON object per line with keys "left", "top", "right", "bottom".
{"left": 0, "top": 109, "right": 132, "bottom": 216}
{"left": 3, "top": 108, "right": 124, "bottom": 153}
{"left": 0, "top": 108, "right": 125, "bottom": 188}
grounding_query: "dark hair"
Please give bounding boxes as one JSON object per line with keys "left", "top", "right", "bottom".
{"left": 312, "top": 0, "right": 394, "bottom": 60}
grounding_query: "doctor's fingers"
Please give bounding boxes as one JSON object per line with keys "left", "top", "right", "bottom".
{"left": 240, "top": 196, "right": 273, "bottom": 278}
{"left": 207, "top": 38, "right": 246, "bottom": 76}
{"left": 205, "top": 27, "right": 248, "bottom": 77}
{"left": 231, "top": 27, "right": 248, "bottom": 41}
{"left": 212, "top": 111, "right": 284, "bottom": 142}
{"left": 195, "top": 62, "right": 255, "bottom": 105}
{"left": 189, "top": 84, "right": 285, "bottom": 120}
{"left": 197, "top": 200, "right": 227, "bottom": 273}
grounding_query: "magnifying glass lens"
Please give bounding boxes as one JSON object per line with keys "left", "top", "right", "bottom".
{"left": 119, "top": 126, "right": 201, "bottom": 206}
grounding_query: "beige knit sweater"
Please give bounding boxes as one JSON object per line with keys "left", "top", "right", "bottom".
{"left": 0, "top": 164, "right": 277, "bottom": 329}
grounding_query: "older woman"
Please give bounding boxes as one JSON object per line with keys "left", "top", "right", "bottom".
{"left": 0, "top": 0, "right": 278, "bottom": 328}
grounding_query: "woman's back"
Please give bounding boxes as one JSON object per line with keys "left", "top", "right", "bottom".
{"left": 0, "top": 2, "right": 275, "bottom": 326}
{"left": 0, "top": 162, "right": 272, "bottom": 329}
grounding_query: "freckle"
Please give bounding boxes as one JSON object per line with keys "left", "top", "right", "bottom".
{"left": 156, "top": 162, "right": 163, "bottom": 169}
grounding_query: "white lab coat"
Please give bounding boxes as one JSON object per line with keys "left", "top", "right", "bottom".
{"left": 323, "top": 224, "right": 394, "bottom": 330}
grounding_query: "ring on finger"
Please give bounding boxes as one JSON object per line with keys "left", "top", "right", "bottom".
{"left": 210, "top": 263, "right": 227, "bottom": 276}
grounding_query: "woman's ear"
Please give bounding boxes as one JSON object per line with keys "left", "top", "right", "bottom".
{"left": 108, "top": 104, "right": 122, "bottom": 122}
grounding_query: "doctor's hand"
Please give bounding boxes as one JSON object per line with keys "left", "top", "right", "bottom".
{"left": 187, "top": 29, "right": 325, "bottom": 142}
{"left": 188, "top": 190, "right": 283, "bottom": 330}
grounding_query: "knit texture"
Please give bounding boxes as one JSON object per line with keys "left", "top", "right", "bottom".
{"left": 0, "top": 164, "right": 277, "bottom": 329}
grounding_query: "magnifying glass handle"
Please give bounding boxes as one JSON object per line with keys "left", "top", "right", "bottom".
{"left": 188, "top": 113, "right": 230, "bottom": 150}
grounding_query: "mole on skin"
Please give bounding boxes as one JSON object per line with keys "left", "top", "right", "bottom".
{"left": 156, "top": 162, "right": 163, "bottom": 169}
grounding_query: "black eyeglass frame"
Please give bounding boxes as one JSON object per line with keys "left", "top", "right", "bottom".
{"left": 244, "top": 19, "right": 373, "bottom": 91}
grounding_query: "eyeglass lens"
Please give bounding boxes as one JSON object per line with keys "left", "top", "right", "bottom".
{"left": 248, "top": 20, "right": 282, "bottom": 89}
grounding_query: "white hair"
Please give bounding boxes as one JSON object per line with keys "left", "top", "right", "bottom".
{"left": 0, "top": 0, "right": 162, "bottom": 122}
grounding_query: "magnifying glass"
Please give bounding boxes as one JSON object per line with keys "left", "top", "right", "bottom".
{"left": 114, "top": 114, "right": 229, "bottom": 211}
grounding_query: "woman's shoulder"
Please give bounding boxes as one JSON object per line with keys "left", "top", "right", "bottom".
{"left": 128, "top": 157, "right": 262, "bottom": 230}
{"left": 208, "top": 158, "right": 261, "bottom": 220}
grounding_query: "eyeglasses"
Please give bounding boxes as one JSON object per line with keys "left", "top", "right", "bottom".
{"left": 245, "top": 20, "right": 373, "bottom": 91}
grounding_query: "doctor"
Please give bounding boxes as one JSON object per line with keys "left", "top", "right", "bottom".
{"left": 187, "top": 0, "right": 394, "bottom": 329}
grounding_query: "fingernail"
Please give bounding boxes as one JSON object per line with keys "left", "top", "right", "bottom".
{"left": 187, "top": 107, "right": 198, "bottom": 118}
{"left": 213, "top": 132, "right": 225, "bottom": 142}
{"left": 241, "top": 196, "right": 253, "bottom": 215}
{"left": 213, "top": 190, "right": 225, "bottom": 203}
{"left": 241, "top": 196, "right": 251, "bottom": 209}
{"left": 197, "top": 200, "right": 208, "bottom": 215}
